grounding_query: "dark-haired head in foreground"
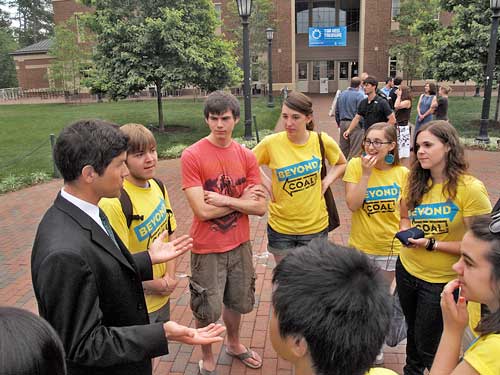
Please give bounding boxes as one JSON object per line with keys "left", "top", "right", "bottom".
{"left": 271, "top": 239, "right": 392, "bottom": 375}
{"left": 0, "top": 306, "right": 66, "bottom": 375}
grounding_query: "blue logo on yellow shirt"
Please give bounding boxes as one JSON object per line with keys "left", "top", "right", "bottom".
{"left": 410, "top": 201, "right": 459, "bottom": 235}
{"left": 134, "top": 200, "right": 167, "bottom": 241}
{"left": 276, "top": 156, "right": 321, "bottom": 182}
{"left": 363, "top": 183, "right": 401, "bottom": 216}
{"left": 277, "top": 156, "right": 321, "bottom": 196}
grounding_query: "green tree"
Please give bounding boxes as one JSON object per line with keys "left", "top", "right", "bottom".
{"left": 422, "top": 0, "right": 495, "bottom": 85}
{"left": 49, "top": 18, "right": 92, "bottom": 93}
{"left": 390, "top": 0, "right": 440, "bottom": 86}
{"left": 80, "top": 0, "right": 241, "bottom": 132}
{"left": 224, "top": 0, "right": 276, "bottom": 82}
{"left": 8, "top": 0, "right": 53, "bottom": 47}
{"left": 0, "top": 26, "right": 18, "bottom": 88}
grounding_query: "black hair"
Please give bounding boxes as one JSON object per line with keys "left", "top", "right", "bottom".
{"left": 203, "top": 90, "right": 240, "bottom": 120}
{"left": 53, "top": 119, "right": 128, "bottom": 182}
{"left": 363, "top": 76, "right": 378, "bottom": 87}
{"left": 385, "top": 77, "right": 393, "bottom": 84}
{"left": 0, "top": 307, "right": 66, "bottom": 375}
{"left": 394, "top": 76, "right": 403, "bottom": 86}
{"left": 272, "top": 239, "right": 392, "bottom": 375}
{"left": 467, "top": 216, "right": 500, "bottom": 335}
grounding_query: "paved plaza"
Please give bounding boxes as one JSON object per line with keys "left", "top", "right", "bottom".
{"left": 0, "top": 95, "right": 498, "bottom": 374}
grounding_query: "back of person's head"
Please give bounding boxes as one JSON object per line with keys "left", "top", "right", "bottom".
{"left": 284, "top": 91, "right": 316, "bottom": 130}
{"left": 394, "top": 76, "right": 403, "bottom": 86}
{"left": 203, "top": 90, "right": 240, "bottom": 120}
{"left": 364, "top": 76, "right": 378, "bottom": 88}
{"left": 400, "top": 85, "right": 412, "bottom": 101}
{"left": 120, "top": 123, "right": 156, "bottom": 154}
{"left": 363, "top": 122, "right": 400, "bottom": 165}
{"left": 467, "top": 215, "right": 500, "bottom": 335}
{"left": 385, "top": 77, "right": 393, "bottom": 84}
{"left": 439, "top": 84, "right": 451, "bottom": 95}
{"left": 0, "top": 307, "right": 66, "bottom": 375}
{"left": 427, "top": 82, "right": 437, "bottom": 95}
{"left": 272, "top": 239, "right": 392, "bottom": 375}
{"left": 350, "top": 77, "right": 361, "bottom": 89}
{"left": 54, "top": 119, "right": 128, "bottom": 182}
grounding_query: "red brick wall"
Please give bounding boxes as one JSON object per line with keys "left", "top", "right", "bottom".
{"left": 15, "top": 57, "right": 54, "bottom": 89}
{"left": 363, "top": 0, "right": 392, "bottom": 81}
{"left": 52, "top": 0, "right": 92, "bottom": 26}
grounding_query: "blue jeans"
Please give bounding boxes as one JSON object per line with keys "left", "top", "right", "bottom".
{"left": 395, "top": 258, "right": 446, "bottom": 375}
{"left": 266, "top": 224, "right": 328, "bottom": 256}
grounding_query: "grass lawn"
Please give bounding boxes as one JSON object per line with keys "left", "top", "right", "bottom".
{"left": 417, "top": 96, "right": 500, "bottom": 138}
{"left": 0, "top": 97, "right": 280, "bottom": 182}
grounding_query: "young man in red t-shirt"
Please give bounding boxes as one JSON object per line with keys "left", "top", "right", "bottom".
{"left": 181, "top": 91, "right": 267, "bottom": 374}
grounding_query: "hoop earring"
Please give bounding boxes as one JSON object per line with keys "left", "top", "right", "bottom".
{"left": 385, "top": 153, "right": 395, "bottom": 165}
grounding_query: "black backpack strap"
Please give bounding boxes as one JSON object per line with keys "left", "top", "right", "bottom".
{"left": 118, "top": 187, "right": 143, "bottom": 228}
{"left": 151, "top": 177, "right": 174, "bottom": 235}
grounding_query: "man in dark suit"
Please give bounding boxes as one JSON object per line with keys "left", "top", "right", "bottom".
{"left": 31, "top": 119, "right": 225, "bottom": 375}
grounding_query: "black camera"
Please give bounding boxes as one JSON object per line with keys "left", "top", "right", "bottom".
{"left": 395, "top": 227, "right": 425, "bottom": 246}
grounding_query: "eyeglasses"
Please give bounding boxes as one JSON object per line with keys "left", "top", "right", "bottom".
{"left": 363, "top": 139, "right": 392, "bottom": 149}
{"left": 490, "top": 210, "right": 500, "bottom": 234}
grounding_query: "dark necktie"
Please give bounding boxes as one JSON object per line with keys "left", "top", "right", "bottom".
{"left": 99, "top": 209, "right": 120, "bottom": 249}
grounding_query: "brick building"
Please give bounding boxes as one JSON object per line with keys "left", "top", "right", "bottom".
{"left": 12, "top": 0, "right": 405, "bottom": 94}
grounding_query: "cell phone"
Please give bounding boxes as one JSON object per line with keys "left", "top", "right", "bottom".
{"left": 395, "top": 227, "right": 425, "bottom": 246}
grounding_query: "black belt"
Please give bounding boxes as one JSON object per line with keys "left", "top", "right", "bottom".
{"left": 340, "top": 118, "right": 352, "bottom": 121}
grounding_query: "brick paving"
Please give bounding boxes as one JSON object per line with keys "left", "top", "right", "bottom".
{"left": 0, "top": 94, "right": 498, "bottom": 374}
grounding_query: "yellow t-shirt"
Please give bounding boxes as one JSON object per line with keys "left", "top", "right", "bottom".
{"left": 467, "top": 302, "right": 481, "bottom": 337}
{"left": 343, "top": 158, "right": 408, "bottom": 256}
{"left": 253, "top": 131, "right": 341, "bottom": 235}
{"left": 464, "top": 333, "right": 500, "bottom": 375}
{"left": 99, "top": 179, "right": 177, "bottom": 313}
{"left": 366, "top": 368, "right": 398, "bottom": 375}
{"left": 400, "top": 175, "right": 491, "bottom": 283}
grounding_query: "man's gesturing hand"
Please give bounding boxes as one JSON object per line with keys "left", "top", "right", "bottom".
{"left": 164, "top": 322, "right": 226, "bottom": 345}
{"left": 148, "top": 233, "right": 193, "bottom": 265}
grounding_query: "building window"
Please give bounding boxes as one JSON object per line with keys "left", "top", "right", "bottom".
{"left": 391, "top": 0, "right": 400, "bottom": 19}
{"left": 312, "top": 61, "right": 321, "bottom": 81}
{"left": 296, "top": 0, "right": 309, "bottom": 34}
{"left": 75, "top": 13, "right": 86, "bottom": 43}
{"left": 327, "top": 60, "right": 335, "bottom": 80}
{"left": 298, "top": 62, "right": 308, "bottom": 80}
{"left": 389, "top": 56, "right": 397, "bottom": 77}
{"left": 339, "top": 0, "right": 360, "bottom": 32}
{"left": 339, "top": 61, "right": 349, "bottom": 79}
{"left": 214, "top": 3, "right": 222, "bottom": 35}
{"left": 312, "top": 1, "right": 335, "bottom": 28}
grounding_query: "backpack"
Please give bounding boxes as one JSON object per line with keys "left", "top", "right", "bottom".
{"left": 119, "top": 177, "right": 174, "bottom": 234}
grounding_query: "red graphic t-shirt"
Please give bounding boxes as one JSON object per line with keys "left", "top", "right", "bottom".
{"left": 181, "top": 138, "right": 261, "bottom": 254}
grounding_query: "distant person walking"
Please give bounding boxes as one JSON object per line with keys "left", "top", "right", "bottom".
{"left": 335, "top": 77, "right": 366, "bottom": 159}
{"left": 394, "top": 85, "right": 412, "bottom": 167}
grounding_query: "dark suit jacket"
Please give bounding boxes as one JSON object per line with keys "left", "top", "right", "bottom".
{"left": 31, "top": 193, "right": 168, "bottom": 375}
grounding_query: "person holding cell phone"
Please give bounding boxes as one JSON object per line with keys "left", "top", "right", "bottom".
{"left": 343, "top": 122, "right": 408, "bottom": 365}
{"left": 430, "top": 214, "right": 500, "bottom": 374}
{"left": 397, "top": 120, "right": 491, "bottom": 375}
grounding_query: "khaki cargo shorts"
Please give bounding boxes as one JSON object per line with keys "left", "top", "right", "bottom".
{"left": 189, "top": 241, "right": 256, "bottom": 326}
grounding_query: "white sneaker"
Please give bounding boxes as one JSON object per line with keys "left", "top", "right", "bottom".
{"left": 374, "top": 352, "right": 384, "bottom": 365}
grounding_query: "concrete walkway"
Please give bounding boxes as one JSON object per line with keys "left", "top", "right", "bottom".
{"left": 0, "top": 94, "right": 498, "bottom": 374}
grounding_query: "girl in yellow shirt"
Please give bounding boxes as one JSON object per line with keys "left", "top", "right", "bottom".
{"left": 430, "top": 214, "right": 500, "bottom": 375}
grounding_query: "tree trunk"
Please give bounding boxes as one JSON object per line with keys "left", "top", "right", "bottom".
{"left": 463, "top": 81, "right": 466, "bottom": 99}
{"left": 156, "top": 82, "right": 165, "bottom": 132}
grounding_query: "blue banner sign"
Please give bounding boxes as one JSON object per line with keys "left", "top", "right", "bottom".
{"left": 308, "top": 27, "right": 347, "bottom": 47}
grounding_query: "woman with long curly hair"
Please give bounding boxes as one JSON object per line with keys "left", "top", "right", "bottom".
{"left": 396, "top": 120, "right": 492, "bottom": 375}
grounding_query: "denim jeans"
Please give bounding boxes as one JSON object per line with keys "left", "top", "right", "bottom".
{"left": 395, "top": 258, "right": 446, "bottom": 375}
{"left": 266, "top": 224, "right": 328, "bottom": 256}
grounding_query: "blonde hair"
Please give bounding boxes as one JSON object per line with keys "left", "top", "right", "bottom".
{"left": 439, "top": 84, "right": 451, "bottom": 95}
{"left": 120, "top": 123, "right": 156, "bottom": 154}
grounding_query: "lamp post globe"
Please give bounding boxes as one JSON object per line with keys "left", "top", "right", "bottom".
{"left": 266, "top": 27, "right": 275, "bottom": 108}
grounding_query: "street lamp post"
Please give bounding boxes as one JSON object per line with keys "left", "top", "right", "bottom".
{"left": 266, "top": 27, "right": 274, "bottom": 108}
{"left": 477, "top": 0, "right": 500, "bottom": 143}
{"left": 236, "top": 0, "right": 253, "bottom": 139}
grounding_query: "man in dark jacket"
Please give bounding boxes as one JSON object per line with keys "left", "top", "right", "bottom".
{"left": 31, "top": 119, "right": 224, "bottom": 375}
